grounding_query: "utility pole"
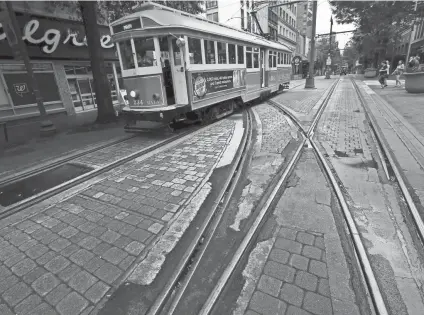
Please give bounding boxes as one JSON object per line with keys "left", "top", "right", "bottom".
{"left": 305, "top": 0, "right": 317, "bottom": 88}
{"left": 406, "top": 0, "right": 419, "bottom": 64}
{"left": 325, "top": 15, "right": 333, "bottom": 79}
{"left": 2, "top": 1, "right": 56, "bottom": 136}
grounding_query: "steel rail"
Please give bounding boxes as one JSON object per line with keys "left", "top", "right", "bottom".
{"left": 0, "top": 134, "right": 136, "bottom": 187}
{"left": 0, "top": 122, "right": 220, "bottom": 221}
{"left": 199, "top": 79, "right": 343, "bottom": 315}
{"left": 351, "top": 78, "right": 424, "bottom": 243}
{"left": 146, "top": 110, "right": 253, "bottom": 315}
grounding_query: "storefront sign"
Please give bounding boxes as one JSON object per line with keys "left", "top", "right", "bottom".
{"left": 13, "top": 82, "right": 29, "bottom": 97}
{"left": 192, "top": 70, "right": 246, "bottom": 101}
{"left": 293, "top": 56, "right": 301, "bottom": 65}
{"left": 0, "top": 13, "right": 117, "bottom": 61}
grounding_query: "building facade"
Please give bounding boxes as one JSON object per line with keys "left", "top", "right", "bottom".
{"left": 0, "top": 2, "right": 122, "bottom": 145}
{"left": 205, "top": 0, "right": 308, "bottom": 78}
{"left": 410, "top": 18, "right": 424, "bottom": 63}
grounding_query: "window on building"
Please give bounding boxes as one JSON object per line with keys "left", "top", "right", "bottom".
{"left": 188, "top": 37, "right": 202, "bottom": 64}
{"left": 246, "top": 47, "right": 253, "bottom": 68}
{"left": 207, "top": 12, "right": 218, "bottom": 22}
{"left": 280, "top": 8, "right": 283, "bottom": 17}
{"left": 133, "top": 37, "right": 157, "bottom": 67}
{"left": 237, "top": 45, "right": 244, "bottom": 64}
{"left": 206, "top": 1, "right": 218, "bottom": 9}
{"left": 217, "top": 42, "right": 227, "bottom": 64}
{"left": 205, "top": 40, "right": 216, "bottom": 64}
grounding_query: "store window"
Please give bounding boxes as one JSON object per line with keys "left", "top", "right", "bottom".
{"left": 65, "top": 64, "right": 121, "bottom": 112}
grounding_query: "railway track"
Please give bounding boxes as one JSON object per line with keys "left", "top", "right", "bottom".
{"left": 0, "top": 120, "right": 222, "bottom": 221}
{"left": 139, "top": 76, "right": 424, "bottom": 315}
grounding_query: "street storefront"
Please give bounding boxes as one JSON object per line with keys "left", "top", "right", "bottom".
{"left": 0, "top": 11, "right": 121, "bottom": 128}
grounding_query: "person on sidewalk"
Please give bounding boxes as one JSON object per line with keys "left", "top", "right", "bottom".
{"left": 384, "top": 60, "right": 390, "bottom": 87}
{"left": 378, "top": 61, "right": 388, "bottom": 88}
{"left": 392, "top": 60, "right": 405, "bottom": 87}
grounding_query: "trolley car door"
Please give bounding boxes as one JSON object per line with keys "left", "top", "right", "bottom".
{"left": 169, "top": 37, "right": 188, "bottom": 105}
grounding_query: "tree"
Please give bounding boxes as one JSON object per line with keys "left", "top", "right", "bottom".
{"left": 80, "top": 1, "right": 116, "bottom": 123}
{"left": 330, "top": 1, "right": 424, "bottom": 68}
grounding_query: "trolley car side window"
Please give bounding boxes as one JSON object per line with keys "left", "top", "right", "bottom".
{"left": 205, "top": 40, "right": 216, "bottom": 64}
{"left": 246, "top": 47, "right": 252, "bottom": 68}
{"left": 188, "top": 38, "right": 202, "bottom": 64}
{"left": 133, "top": 37, "right": 157, "bottom": 67}
{"left": 118, "top": 40, "right": 134, "bottom": 70}
{"left": 217, "top": 42, "right": 227, "bottom": 64}
{"left": 253, "top": 48, "right": 259, "bottom": 68}
{"left": 228, "top": 44, "right": 236, "bottom": 64}
{"left": 237, "top": 46, "right": 244, "bottom": 64}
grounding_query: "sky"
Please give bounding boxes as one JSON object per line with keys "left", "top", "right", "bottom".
{"left": 316, "top": 0, "right": 356, "bottom": 49}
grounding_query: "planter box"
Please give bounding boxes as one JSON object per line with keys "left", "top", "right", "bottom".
{"left": 404, "top": 72, "right": 424, "bottom": 93}
{"left": 364, "top": 69, "right": 377, "bottom": 78}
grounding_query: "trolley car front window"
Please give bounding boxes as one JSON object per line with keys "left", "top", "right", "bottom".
{"left": 133, "top": 37, "right": 157, "bottom": 67}
{"left": 118, "top": 40, "right": 134, "bottom": 70}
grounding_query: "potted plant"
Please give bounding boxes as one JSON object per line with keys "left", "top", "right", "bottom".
{"left": 404, "top": 63, "right": 424, "bottom": 93}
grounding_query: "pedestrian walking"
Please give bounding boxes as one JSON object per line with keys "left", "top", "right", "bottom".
{"left": 384, "top": 60, "right": 390, "bottom": 87}
{"left": 378, "top": 61, "right": 388, "bottom": 88}
{"left": 392, "top": 60, "right": 405, "bottom": 87}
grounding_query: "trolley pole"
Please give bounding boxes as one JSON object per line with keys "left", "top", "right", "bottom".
{"left": 305, "top": 0, "right": 317, "bottom": 89}
{"left": 325, "top": 16, "right": 333, "bottom": 79}
{"left": 2, "top": 1, "right": 56, "bottom": 136}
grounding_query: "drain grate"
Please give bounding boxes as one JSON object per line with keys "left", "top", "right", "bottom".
{"left": 0, "top": 163, "right": 93, "bottom": 207}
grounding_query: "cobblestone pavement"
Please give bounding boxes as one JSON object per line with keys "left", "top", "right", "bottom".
{"left": 254, "top": 105, "right": 296, "bottom": 154}
{"left": 316, "top": 78, "right": 424, "bottom": 315}
{"left": 245, "top": 227, "right": 331, "bottom": 315}
{"left": 227, "top": 150, "right": 361, "bottom": 315}
{"left": 271, "top": 78, "right": 337, "bottom": 130}
{"left": 73, "top": 136, "right": 166, "bottom": 169}
{"left": 0, "top": 118, "right": 238, "bottom": 315}
{"left": 318, "top": 81, "right": 363, "bottom": 156}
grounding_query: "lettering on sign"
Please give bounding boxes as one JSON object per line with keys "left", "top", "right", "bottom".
{"left": 0, "top": 19, "right": 114, "bottom": 54}
{"left": 123, "top": 24, "right": 133, "bottom": 30}
{"left": 13, "top": 82, "right": 29, "bottom": 97}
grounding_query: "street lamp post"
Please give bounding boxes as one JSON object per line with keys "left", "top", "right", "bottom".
{"left": 325, "top": 16, "right": 333, "bottom": 79}
{"left": 2, "top": 1, "right": 56, "bottom": 136}
{"left": 305, "top": 0, "right": 317, "bottom": 89}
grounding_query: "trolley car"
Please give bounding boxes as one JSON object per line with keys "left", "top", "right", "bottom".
{"left": 110, "top": 2, "right": 293, "bottom": 129}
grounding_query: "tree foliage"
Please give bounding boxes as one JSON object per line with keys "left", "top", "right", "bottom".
{"left": 330, "top": 1, "right": 424, "bottom": 67}
{"left": 47, "top": 1, "right": 204, "bottom": 23}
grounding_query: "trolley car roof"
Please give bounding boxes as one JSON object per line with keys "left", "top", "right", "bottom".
{"left": 110, "top": 2, "right": 292, "bottom": 52}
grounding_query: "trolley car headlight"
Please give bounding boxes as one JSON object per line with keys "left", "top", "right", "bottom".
{"left": 152, "top": 93, "right": 160, "bottom": 101}
{"left": 130, "top": 90, "right": 139, "bottom": 99}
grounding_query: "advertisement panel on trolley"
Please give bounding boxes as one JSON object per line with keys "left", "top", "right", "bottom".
{"left": 191, "top": 69, "right": 246, "bottom": 102}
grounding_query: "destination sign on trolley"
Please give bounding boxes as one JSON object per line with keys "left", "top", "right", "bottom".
{"left": 112, "top": 19, "right": 142, "bottom": 34}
